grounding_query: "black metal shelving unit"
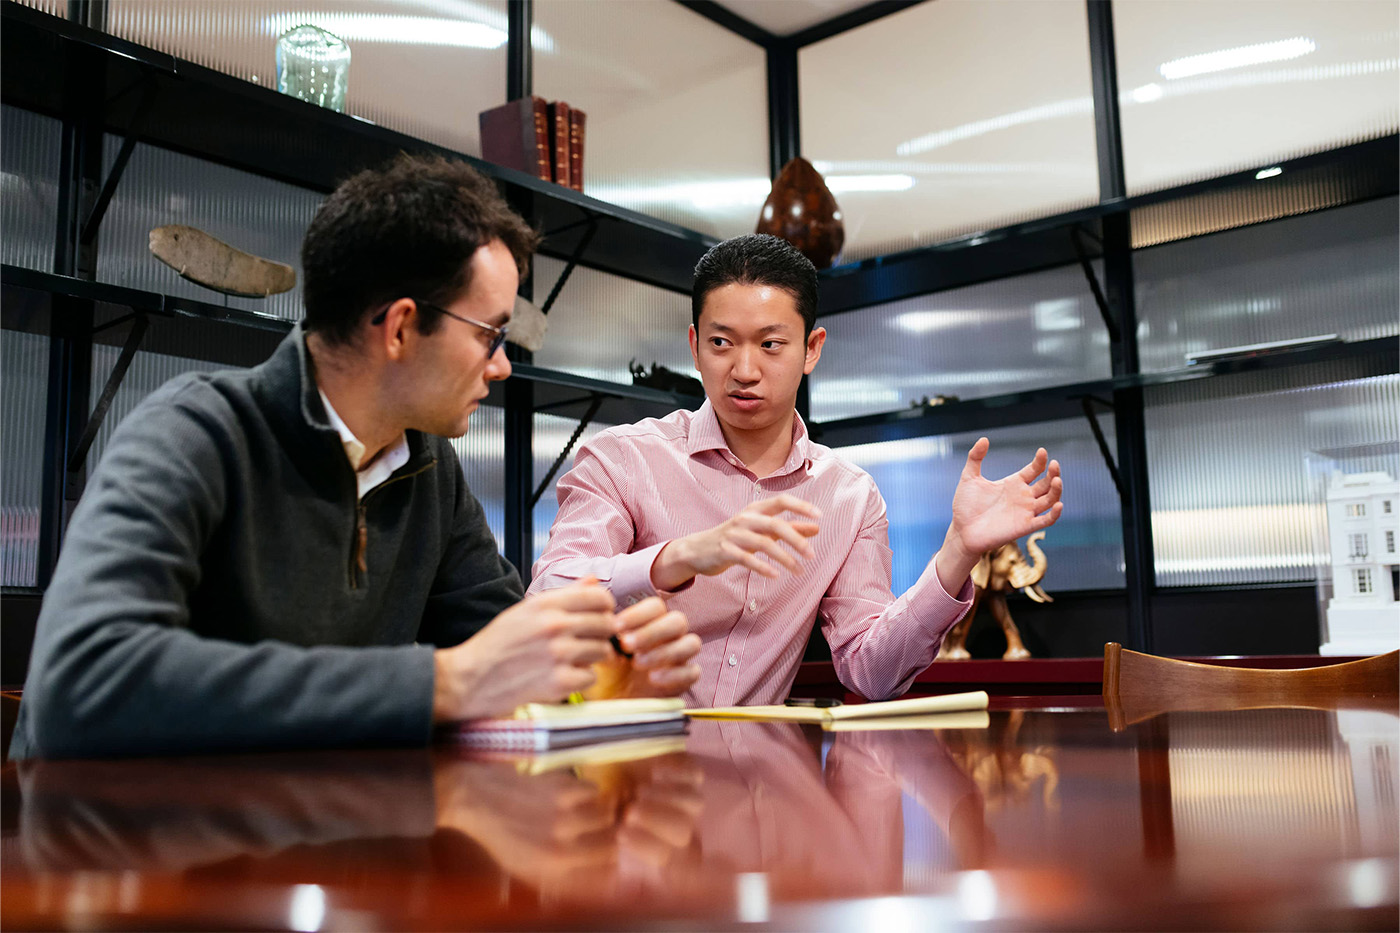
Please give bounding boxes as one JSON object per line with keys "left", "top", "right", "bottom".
{"left": 0, "top": 0, "right": 710, "bottom": 591}
{"left": 2, "top": 0, "right": 1396, "bottom": 670}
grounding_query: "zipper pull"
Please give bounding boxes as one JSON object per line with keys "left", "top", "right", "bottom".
{"left": 355, "top": 506, "right": 368, "bottom": 575}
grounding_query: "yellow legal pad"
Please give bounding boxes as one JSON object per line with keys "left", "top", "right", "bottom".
{"left": 686, "top": 690, "right": 989, "bottom": 727}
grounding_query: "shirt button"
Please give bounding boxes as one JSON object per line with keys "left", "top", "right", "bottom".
{"left": 748, "top": 599, "right": 758, "bottom": 612}
{"left": 727, "top": 654, "right": 738, "bottom": 667}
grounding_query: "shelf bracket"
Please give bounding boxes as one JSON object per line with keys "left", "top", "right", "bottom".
{"left": 1070, "top": 225, "right": 1119, "bottom": 343}
{"left": 79, "top": 79, "right": 159, "bottom": 247}
{"left": 539, "top": 215, "right": 600, "bottom": 315}
{"left": 540, "top": 216, "right": 599, "bottom": 239}
{"left": 67, "top": 311, "right": 149, "bottom": 475}
{"left": 531, "top": 393, "right": 603, "bottom": 507}
{"left": 1079, "top": 395, "right": 1123, "bottom": 500}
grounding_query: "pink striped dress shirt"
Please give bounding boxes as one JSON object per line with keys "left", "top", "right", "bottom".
{"left": 527, "top": 401, "right": 973, "bottom": 706}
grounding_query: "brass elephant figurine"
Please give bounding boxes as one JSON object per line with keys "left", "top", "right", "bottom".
{"left": 938, "top": 532, "right": 1052, "bottom": 661}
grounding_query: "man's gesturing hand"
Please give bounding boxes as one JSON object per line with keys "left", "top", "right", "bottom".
{"left": 934, "top": 438, "right": 1063, "bottom": 595}
{"left": 432, "top": 581, "right": 617, "bottom": 723}
{"left": 649, "top": 494, "right": 821, "bottom": 591}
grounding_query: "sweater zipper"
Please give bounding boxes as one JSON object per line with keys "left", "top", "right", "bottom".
{"left": 348, "top": 458, "right": 437, "bottom": 590}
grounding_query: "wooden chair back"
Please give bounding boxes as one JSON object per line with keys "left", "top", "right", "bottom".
{"left": 1102, "top": 643, "right": 1399, "bottom": 729}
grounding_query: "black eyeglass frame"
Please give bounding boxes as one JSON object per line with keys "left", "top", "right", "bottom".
{"left": 370, "top": 298, "right": 510, "bottom": 357}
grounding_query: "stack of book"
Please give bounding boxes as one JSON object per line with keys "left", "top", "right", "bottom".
{"left": 445, "top": 697, "right": 685, "bottom": 751}
{"left": 478, "top": 96, "right": 587, "bottom": 192}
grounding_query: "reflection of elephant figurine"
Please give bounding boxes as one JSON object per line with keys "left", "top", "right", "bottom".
{"left": 945, "top": 710, "right": 1059, "bottom": 814}
{"left": 938, "top": 532, "right": 1052, "bottom": 661}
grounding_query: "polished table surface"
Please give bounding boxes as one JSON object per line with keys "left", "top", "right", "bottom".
{"left": 3, "top": 700, "right": 1396, "bottom": 931}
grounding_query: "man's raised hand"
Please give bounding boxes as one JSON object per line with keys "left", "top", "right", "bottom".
{"left": 934, "top": 438, "right": 1063, "bottom": 594}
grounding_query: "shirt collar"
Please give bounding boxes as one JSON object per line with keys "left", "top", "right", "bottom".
{"left": 687, "top": 399, "right": 813, "bottom": 478}
{"left": 317, "top": 388, "right": 409, "bottom": 476}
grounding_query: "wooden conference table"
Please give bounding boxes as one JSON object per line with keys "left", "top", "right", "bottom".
{"left": 2, "top": 698, "right": 1396, "bottom": 931}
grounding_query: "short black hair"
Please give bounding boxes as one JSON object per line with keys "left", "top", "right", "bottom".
{"left": 691, "top": 234, "right": 818, "bottom": 336}
{"left": 301, "top": 154, "right": 539, "bottom": 345}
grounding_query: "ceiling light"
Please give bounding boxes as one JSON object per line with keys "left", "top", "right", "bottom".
{"left": 826, "top": 174, "right": 915, "bottom": 193}
{"left": 897, "top": 97, "right": 1093, "bottom": 156}
{"left": 1129, "top": 83, "right": 1164, "bottom": 103}
{"left": 1159, "top": 37, "right": 1316, "bottom": 80}
{"left": 1255, "top": 166, "right": 1283, "bottom": 179}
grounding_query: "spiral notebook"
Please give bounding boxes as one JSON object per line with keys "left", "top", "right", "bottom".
{"left": 445, "top": 698, "right": 687, "bottom": 751}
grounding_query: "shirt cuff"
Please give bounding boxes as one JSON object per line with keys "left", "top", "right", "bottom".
{"left": 607, "top": 541, "right": 694, "bottom": 606}
{"left": 905, "top": 553, "right": 975, "bottom": 635}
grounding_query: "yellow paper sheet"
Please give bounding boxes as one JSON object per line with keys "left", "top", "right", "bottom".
{"left": 822, "top": 710, "right": 990, "bottom": 731}
{"left": 687, "top": 690, "right": 989, "bottom": 722}
{"left": 514, "top": 697, "right": 685, "bottom": 723}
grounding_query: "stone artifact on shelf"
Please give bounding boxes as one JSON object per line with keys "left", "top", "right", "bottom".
{"left": 275, "top": 24, "right": 350, "bottom": 112}
{"left": 755, "top": 157, "right": 844, "bottom": 269}
{"left": 148, "top": 225, "right": 295, "bottom": 298}
{"left": 938, "top": 532, "right": 1052, "bottom": 661}
{"left": 508, "top": 295, "right": 548, "bottom": 352}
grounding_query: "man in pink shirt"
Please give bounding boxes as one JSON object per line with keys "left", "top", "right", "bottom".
{"left": 529, "top": 235, "right": 1063, "bottom": 706}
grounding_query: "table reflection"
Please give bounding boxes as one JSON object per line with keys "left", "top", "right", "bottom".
{"left": 2, "top": 706, "right": 1395, "bottom": 931}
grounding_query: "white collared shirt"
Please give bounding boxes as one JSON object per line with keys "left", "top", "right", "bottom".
{"left": 318, "top": 389, "right": 410, "bottom": 500}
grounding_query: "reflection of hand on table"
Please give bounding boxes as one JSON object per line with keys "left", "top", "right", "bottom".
{"left": 432, "top": 749, "right": 703, "bottom": 897}
{"left": 584, "top": 751, "right": 704, "bottom": 872}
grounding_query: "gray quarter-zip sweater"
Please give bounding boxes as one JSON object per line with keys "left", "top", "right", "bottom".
{"left": 11, "top": 325, "right": 522, "bottom": 759}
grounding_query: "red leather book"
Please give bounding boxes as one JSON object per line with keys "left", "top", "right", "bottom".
{"left": 568, "top": 107, "right": 586, "bottom": 193}
{"left": 478, "top": 96, "right": 551, "bottom": 181}
{"left": 547, "top": 100, "right": 572, "bottom": 188}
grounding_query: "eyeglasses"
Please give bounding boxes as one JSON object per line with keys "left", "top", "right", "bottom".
{"left": 371, "top": 298, "right": 510, "bottom": 357}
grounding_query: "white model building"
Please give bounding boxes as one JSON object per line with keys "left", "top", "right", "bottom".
{"left": 1322, "top": 471, "right": 1400, "bottom": 655}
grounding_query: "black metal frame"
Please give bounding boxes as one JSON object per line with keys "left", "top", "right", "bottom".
{"left": 3, "top": 0, "right": 1396, "bottom": 659}
{"left": 1086, "top": 0, "right": 1154, "bottom": 649}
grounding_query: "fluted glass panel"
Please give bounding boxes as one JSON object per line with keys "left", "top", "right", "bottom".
{"left": 1147, "top": 369, "right": 1400, "bottom": 587}
{"left": 533, "top": 0, "right": 767, "bottom": 238}
{"left": 810, "top": 262, "right": 1112, "bottom": 422}
{"left": 1114, "top": 0, "right": 1400, "bottom": 197}
{"left": 531, "top": 412, "right": 615, "bottom": 571}
{"left": 12, "top": 0, "right": 64, "bottom": 16}
{"left": 1129, "top": 159, "right": 1397, "bottom": 248}
{"left": 1, "top": 332, "right": 50, "bottom": 586}
{"left": 836, "top": 418, "right": 1124, "bottom": 593}
{"left": 86, "top": 346, "right": 240, "bottom": 473}
{"left": 1168, "top": 711, "right": 1367, "bottom": 864}
{"left": 96, "top": 137, "right": 321, "bottom": 320}
{"left": 448, "top": 404, "right": 506, "bottom": 555}
{"left": 104, "top": 0, "right": 508, "bottom": 156}
{"left": 1, "top": 106, "right": 61, "bottom": 272}
{"left": 800, "top": 0, "right": 1099, "bottom": 261}
{"left": 529, "top": 255, "right": 693, "bottom": 384}
{"left": 1135, "top": 196, "right": 1399, "bottom": 373}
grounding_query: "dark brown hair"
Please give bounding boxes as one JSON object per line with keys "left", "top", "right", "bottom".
{"left": 301, "top": 154, "right": 539, "bottom": 345}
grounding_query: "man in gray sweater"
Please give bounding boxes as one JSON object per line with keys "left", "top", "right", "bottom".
{"left": 11, "top": 155, "right": 701, "bottom": 759}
